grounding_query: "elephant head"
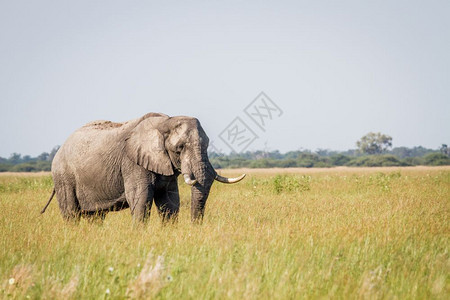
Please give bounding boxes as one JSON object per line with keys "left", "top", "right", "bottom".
{"left": 125, "top": 113, "right": 245, "bottom": 222}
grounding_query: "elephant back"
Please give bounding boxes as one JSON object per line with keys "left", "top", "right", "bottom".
{"left": 83, "top": 120, "right": 123, "bottom": 130}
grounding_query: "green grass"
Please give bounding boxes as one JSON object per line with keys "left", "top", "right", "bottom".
{"left": 0, "top": 167, "right": 449, "bottom": 299}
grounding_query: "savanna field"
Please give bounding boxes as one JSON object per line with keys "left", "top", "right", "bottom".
{"left": 0, "top": 167, "right": 449, "bottom": 299}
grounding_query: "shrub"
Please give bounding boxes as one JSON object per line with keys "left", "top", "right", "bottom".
{"left": 346, "top": 155, "right": 405, "bottom": 167}
{"left": 0, "top": 164, "right": 11, "bottom": 172}
{"left": 249, "top": 159, "right": 276, "bottom": 168}
{"left": 272, "top": 175, "right": 311, "bottom": 194}
{"left": 423, "top": 153, "right": 450, "bottom": 166}
{"left": 9, "top": 161, "right": 51, "bottom": 172}
{"left": 330, "top": 154, "right": 351, "bottom": 166}
{"left": 296, "top": 153, "right": 329, "bottom": 168}
{"left": 402, "top": 157, "right": 423, "bottom": 166}
{"left": 278, "top": 159, "right": 297, "bottom": 168}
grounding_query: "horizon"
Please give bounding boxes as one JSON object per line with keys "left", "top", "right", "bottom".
{"left": 0, "top": 142, "right": 441, "bottom": 159}
{"left": 1, "top": 1, "right": 449, "bottom": 157}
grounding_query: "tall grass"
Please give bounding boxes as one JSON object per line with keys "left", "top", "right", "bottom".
{"left": 0, "top": 167, "right": 449, "bottom": 299}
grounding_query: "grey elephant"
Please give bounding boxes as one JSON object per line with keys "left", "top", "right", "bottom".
{"left": 41, "top": 113, "right": 245, "bottom": 223}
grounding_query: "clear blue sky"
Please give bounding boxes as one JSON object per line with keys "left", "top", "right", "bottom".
{"left": 1, "top": 0, "right": 449, "bottom": 157}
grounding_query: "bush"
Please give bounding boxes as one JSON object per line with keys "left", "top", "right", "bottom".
{"left": 329, "top": 154, "right": 351, "bottom": 166}
{"left": 423, "top": 153, "right": 450, "bottom": 166}
{"left": 346, "top": 155, "right": 405, "bottom": 167}
{"left": 401, "top": 157, "right": 423, "bottom": 166}
{"left": 0, "top": 163, "right": 12, "bottom": 172}
{"left": 296, "top": 153, "right": 329, "bottom": 168}
{"left": 278, "top": 159, "right": 298, "bottom": 168}
{"left": 272, "top": 175, "right": 311, "bottom": 194}
{"left": 9, "top": 161, "right": 51, "bottom": 172}
{"left": 249, "top": 159, "right": 276, "bottom": 168}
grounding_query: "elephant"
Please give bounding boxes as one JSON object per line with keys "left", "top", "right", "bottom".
{"left": 41, "top": 112, "right": 245, "bottom": 223}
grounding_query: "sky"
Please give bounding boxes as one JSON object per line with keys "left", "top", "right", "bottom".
{"left": 1, "top": 0, "right": 449, "bottom": 157}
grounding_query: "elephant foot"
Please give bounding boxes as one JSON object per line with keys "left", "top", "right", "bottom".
{"left": 82, "top": 211, "right": 107, "bottom": 224}
{"left": 159, "top": 211, "right": 179, "bottom": 225}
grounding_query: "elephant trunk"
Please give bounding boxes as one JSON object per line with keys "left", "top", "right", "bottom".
{"left": 190, "top": 185, "right": 210, "bottom": 222}
{"left": 189, "top": 160, "right": 216, "bottom": 223}
{"left": 181, "top": 145, "right": 246, "bottom": 222}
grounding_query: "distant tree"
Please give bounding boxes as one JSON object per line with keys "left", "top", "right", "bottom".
{"left": 356, "top": 132, "right": 392, "bottom": 155}
{"left": 8, "top": 153, "right": 22, "bottom": 164}
{"left": 440, "top": 144, "right": 449, "bottom": 157}
{"left": 340, "top": 149, "right": 360, "bottom": 157}
{"left": 315, "top": 149, "right": 327, "bottom": 156}
{"left": 390, "top": 147, "right": 411, "bottom": 158}
{"left": 37, "top": 152, "right": 50, "bottom": 161}
{"left": 315, "top": 149, "right": 338, "bottom": 157}
{"left": 284, "top": 151, "right": 302, "bottom": 160}
{"left": 48, "top": 146, "right": 60, "bottom": 162}
{"left": 268, "top": 150, "right": 283, "bottom": 160}
{"left": 411, "top": 146, "right": 435, "bottom": 157}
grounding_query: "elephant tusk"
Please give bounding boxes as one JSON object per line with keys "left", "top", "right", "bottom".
{"left": 215, "top": 173, "right": 246, "bottom": 184}
{"left": 183, "top": 174, "right": 197, "bottom": 186}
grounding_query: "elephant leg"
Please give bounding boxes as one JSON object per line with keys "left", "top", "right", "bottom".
{"left": 55, "top": 182, "right": 81, "bottom": 222}
{"left": 125, "top": 186, "right": 154, "bottom": 223}
{"left": 154, "top": 178, "right": 180, "bottom": 223}
{"left": 123, "top": 168, "right": 155, "bottom": 223}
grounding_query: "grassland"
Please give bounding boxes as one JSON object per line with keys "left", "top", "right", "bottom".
{"left": 0, "top": 167, "right": 449, "bottom": 299}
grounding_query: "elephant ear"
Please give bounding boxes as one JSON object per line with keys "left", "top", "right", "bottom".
{"left": 125, "top": 119, "right": 174, "bottom": 176}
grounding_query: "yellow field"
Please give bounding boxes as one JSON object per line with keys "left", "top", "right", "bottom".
{"left": 1, "top": 167, "right": 449, "bottom": 299}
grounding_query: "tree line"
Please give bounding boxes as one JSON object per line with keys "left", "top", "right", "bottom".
{"left": 209, "top": 133, "right": 449, "bottom": 169}
{"left": 209, "top": 147, "right": 450, "bottom": 169}
{"left": 0, "top": 146, "right": 59, "bottom": 172}
{"left": 1, "top": 133, "right": 449, "bottom": 172}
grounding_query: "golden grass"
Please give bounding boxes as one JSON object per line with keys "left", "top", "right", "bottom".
{"left": 0, "top": 167, "right": 449, "bottom": 299}
{"left": 218, "top": 165, "right": 450, "bottom": 174}
{"left": 0, "top": 172, "right": 51, "bottom": 177}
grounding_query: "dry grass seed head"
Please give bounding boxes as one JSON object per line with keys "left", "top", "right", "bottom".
{"left": 127, "top": 252, "right": 167, "bottom": 299}
{"left": 3, "top": 264, "right": 34, "bottom": 297}
{"left": 45, "top": 275, "right": 79, "bottom": 299}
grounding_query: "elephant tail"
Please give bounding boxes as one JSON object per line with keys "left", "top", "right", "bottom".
{"left": 41, "top": 188, "right": 55, "bottom": 214}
